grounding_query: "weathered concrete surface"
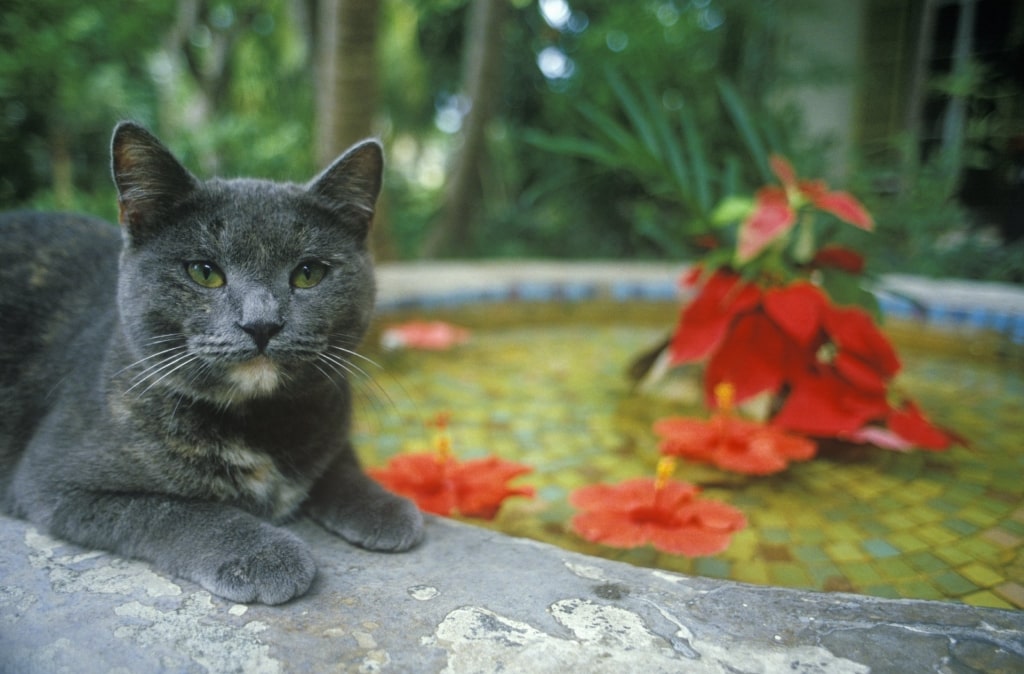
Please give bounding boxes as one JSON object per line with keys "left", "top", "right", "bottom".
{"left": 3, "top": 264, "right": 1023, "bottom": 672}
{"left": 2, "top": 513, "right": 1022, "bottom": 674}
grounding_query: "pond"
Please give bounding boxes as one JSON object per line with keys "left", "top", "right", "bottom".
{"left": 352, "top": 300, "right": 1024, "bottom": 610}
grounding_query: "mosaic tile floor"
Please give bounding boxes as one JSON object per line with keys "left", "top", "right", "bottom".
{"left": 352, "top": 302, "right": 1024, "bottom": 610}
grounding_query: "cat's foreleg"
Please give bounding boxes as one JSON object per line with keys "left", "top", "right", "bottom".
{"left": 44, "top": 492, "right": 316, "bottom": 604}
{"left": 305, "top": 448, "right": 424, "bottom": 552}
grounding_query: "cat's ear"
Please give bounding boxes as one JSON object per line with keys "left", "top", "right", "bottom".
{"left": 306, "top": 139, "right": 383, "bottom": 235}
{"left": 111, "top": 122, "right": 198, "bottom": 244}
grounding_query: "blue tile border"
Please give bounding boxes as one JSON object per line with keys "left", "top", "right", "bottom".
{"left": 378, "top": 279, "right": 1024, "bottom": 344}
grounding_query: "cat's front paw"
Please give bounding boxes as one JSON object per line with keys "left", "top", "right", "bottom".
{"left": 325, "top": 492, "right": 424, "bottom": 552}
{"left": 201, "top": 524, "right": 316, "bottom": 605}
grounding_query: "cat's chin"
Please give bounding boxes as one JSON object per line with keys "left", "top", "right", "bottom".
{"left": 225, "top": 355, "right": 282, "bottom": 400}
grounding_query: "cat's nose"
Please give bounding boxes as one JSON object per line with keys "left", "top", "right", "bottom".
{"left": 238, "top": 320, "right": 283, "bottom": 353}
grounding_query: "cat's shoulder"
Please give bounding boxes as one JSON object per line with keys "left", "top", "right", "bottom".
{"left": 0, "top": 211, "right": 121, "bottom": 307}
{"left": 0, "top": 210, "right": 120, "bottom": 246}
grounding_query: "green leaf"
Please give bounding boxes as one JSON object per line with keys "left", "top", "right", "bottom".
{"left": 679, "top": 103, "right": 712, "bottom": 213}
{"left": 711, "top": 195, "right": 754, "bottom": 226}
{"left": 521, "top": 130, "right": 622, "bottom": 168}
{"left": 717, "top": 78, "right": 771, "bottom": 180}
{"left": 606, "top": 68, "right": 662, "bottom": 163}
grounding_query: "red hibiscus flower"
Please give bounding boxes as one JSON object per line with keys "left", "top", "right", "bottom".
{"left": 654, "top": 383, "right": 817, "bottom": 475}
{"left": 569, "top": 458, "right": 746, "bottom": 556}
{"left": 737, "top": 155, "right": 873, "bottom": 262}
{"left": 368, "top": 415, "right": 534, "bottom": 519}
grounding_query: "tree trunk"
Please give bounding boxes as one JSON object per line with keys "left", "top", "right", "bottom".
{"left": 420, "top": 0, "right": 507, "bottom": 258}
{"left": 315, "top": 0, "right": 394, "bottom": 257}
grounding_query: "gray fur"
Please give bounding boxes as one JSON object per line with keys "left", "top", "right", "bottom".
{"left": 0, "top": 122, "right": 423, "bottom": 604}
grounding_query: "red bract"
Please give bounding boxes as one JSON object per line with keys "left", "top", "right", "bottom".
{"left": 736, "top": 155, "right": 873, "bottom": 262}
{"left": 668, "top": 270, "right": 761, "bottom": 365}
{"left": 654, "top": 384, "right": 817, "bottom": 475}
{"left": 737, "top": 186, "right": 794, "bottom": 262}
{"left": 569, "top": 459, "right": 746, "bottom": 556}
{"left": 811, "top": 245, "right": 865, "bottom": 274}
{"left": 885, "top": 401, "right": 957, "bottom": 451}
{"left": 667, "top": 270, "right": 958, "bottom": 449}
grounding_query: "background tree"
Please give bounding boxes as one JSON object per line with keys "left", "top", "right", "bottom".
{"left": 419, "top": 0, "right": 507, "bottom": 258}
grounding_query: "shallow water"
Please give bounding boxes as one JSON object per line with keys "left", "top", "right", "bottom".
{"left": 352, "top": 302, "right": 1024, "bottom": 610}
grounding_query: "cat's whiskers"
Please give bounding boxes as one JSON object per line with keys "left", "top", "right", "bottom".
{"left": 113, "top": 344, "right": 189, "bottom": 379}
{"left": 319, "top": 343, "right": 397, "bottom": 420}
{"left": 126, "top": 350, "right": 200, "bottom": 398}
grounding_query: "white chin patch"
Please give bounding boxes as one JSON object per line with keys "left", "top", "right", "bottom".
{"left": 228, "top": 357, "right": 281, "bottom": 398}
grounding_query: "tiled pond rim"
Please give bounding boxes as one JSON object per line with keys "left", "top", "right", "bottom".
{"left": 2, "top": 261, "right": 1022, "bottom": 673}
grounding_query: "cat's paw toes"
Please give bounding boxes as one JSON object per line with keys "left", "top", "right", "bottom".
{"left": 334, "top": 494, "right": 424, "bottom": 552}
{"left": 204, "top": 527, "right": 316, "bottom": 605}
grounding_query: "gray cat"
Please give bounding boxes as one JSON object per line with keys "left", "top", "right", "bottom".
{"left": 0, "top": 122, "right": 423, "bottom": 604}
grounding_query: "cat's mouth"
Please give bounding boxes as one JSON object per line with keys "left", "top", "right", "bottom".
{"left": 227, "top": 355, "right": 281, "bottom": 398}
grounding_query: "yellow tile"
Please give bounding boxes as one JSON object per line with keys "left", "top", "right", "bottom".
{"left": 916, "top": 525, "right": 959, "bottom": 546}
{"left": 958, "top": 563, "right": 1004, "bottom": 588}
{"left": 732, "top": 560, "right": 770, "bottom": 585}
{"left": 751, "top": 510, "right": 787, "bottom": 529}
{"left": 887, "top": 532, "right": 930, "bottom": 553}
{"left": 961, "top": 590, "right": 1015, "bottom": 610}
{"left": 721, "top": 531, "right": 758, "bottom": 561}
{"left": 933, "top": 546, "right": 974, "bottom": 567}
{"left": 826, "top": 541, "right": 867, "bottom": 563}
{"left": 960, "top": 507, "right": 1000, "bottom": 527}
{"left": 879, "top": 512, "right": 916, "bottom": 530}
{"left": 825, "top": 522, "right": 863, "bottom": 542}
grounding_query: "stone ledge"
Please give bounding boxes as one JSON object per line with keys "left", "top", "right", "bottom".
{"left": 2, "top": 514, "right": 1022, "bottom": 673}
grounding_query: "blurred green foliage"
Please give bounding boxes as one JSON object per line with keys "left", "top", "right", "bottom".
{"left": 0, "top": 0, "right": 1020, "bottom": 282}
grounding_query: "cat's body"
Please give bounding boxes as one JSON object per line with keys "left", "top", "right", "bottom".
{"left": 0, "top": 123, "right": 423, "bottom": 604}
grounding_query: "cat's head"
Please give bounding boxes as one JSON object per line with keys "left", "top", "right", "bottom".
{"left": 111, "top": 121, "right": 381, "bottom": 405}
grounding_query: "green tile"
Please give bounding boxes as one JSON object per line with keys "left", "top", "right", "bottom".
{"left": 896, "top": 579, "right": 945, "bottom": 601}
{"left": 840, "top": 561, "right": 881, "bottom": 585}
{"left": 862, "top": 584, "right": 902, "bottom": 599}
{"left": 906, "top": 551, "right": 947, "bottom": 573}
{"left": 694, "top": 557, "right": 731, "bottom": 579}
{"left": 760, "top": 528, "right": 790, "bottom": 544}
{"left": 931, "top": 571, "right": 979, "bottom": 597}
{"left": 792, "top": 545, "right": 830, "bottom": 565}
{"left": 874, "top": 557, "right": 917, "bottom": 580}
{"left": 862, "top": 538, "right": 901, "bottom": 559}
{"left": 944, "top": 518, "right": 980, "bottom": 536}
{"left": 769, "top": 562, "right": 814, "bottom": 587}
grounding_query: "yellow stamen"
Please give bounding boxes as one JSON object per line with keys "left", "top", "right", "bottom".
{"left": 714, "top": 381, "right": 736, "bottom": 414}
{"left": 655, "top": 457, "right": 676, "bottom": 491}
{"left": 435, "top": 434, "right": 453, "bottom": 463}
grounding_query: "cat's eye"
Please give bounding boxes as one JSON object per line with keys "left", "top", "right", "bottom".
{"left": 290, "top": 261, "right": 328, "bottom": 289}
{"left": 186, "top": 261, "right": 226, "bottom": 288}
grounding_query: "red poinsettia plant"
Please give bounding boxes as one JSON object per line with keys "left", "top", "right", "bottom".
{"left": 368, "top": 413, "right": 535, "bottom": 519}
{"left": 658, "top": 156, "right": 961, "bottom": 455}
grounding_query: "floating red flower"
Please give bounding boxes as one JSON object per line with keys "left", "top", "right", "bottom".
{"left": 380, "top": 320, "right": 471, "bottom": 351}
{"left": 368, "top": 414, "right": 534, "bottom": 519}
{"left": 654, "top": 383, "right": 817, "bottom": 475}
{"left": 569, "top": 458, "right": 746, "bottom": 556}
